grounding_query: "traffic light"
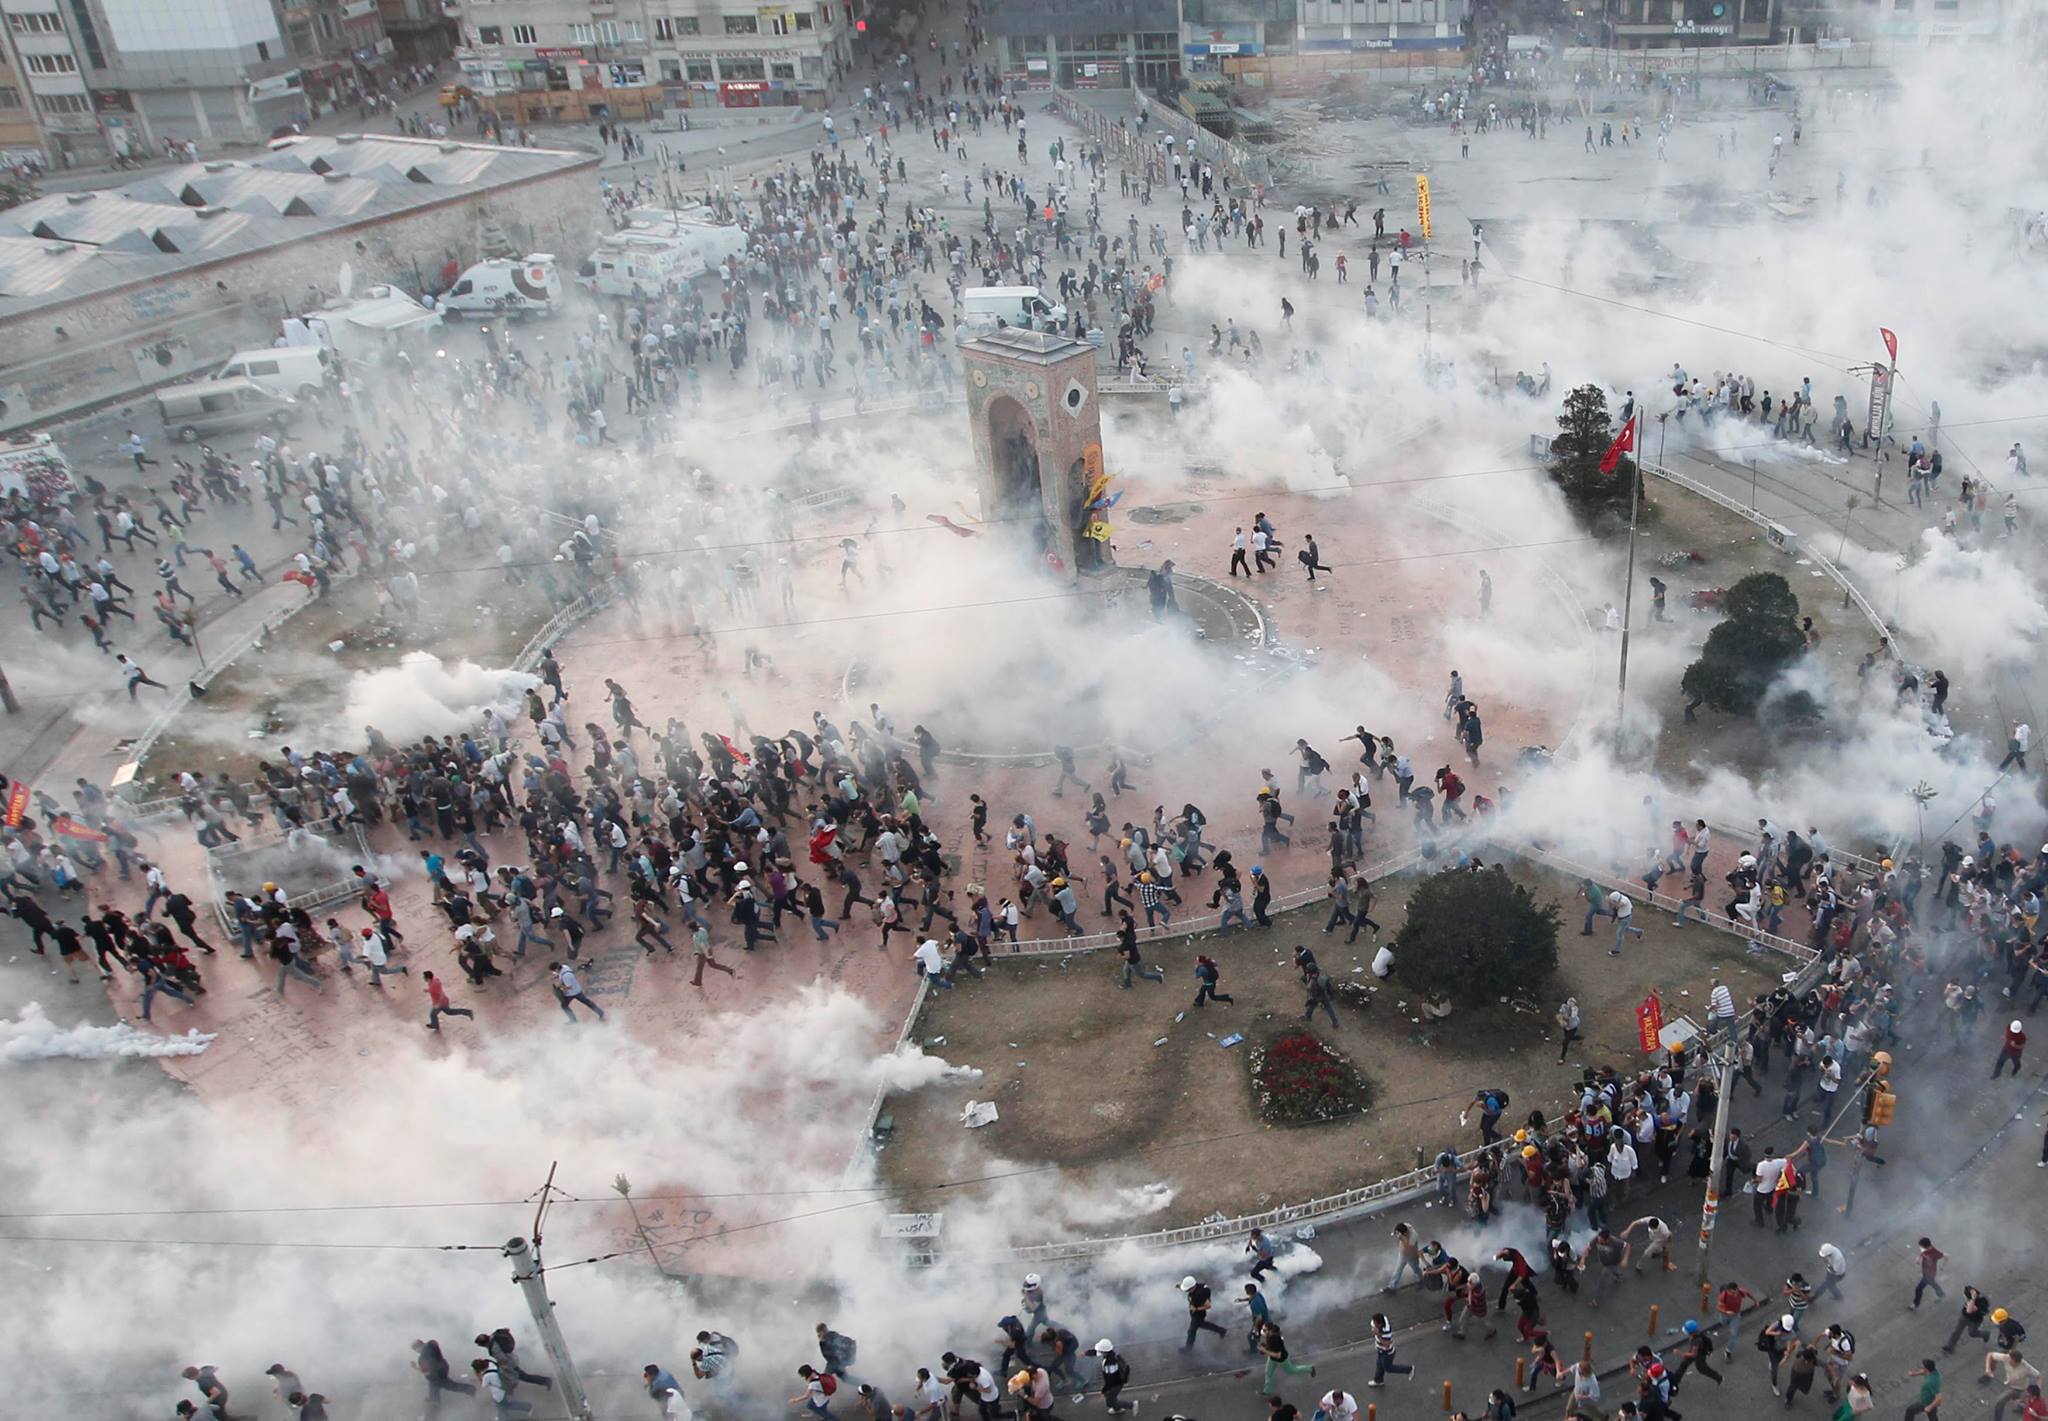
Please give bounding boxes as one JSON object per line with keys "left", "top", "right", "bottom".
{"left": 1867, "top": 1085, "right": 1896, "bottom": 1126}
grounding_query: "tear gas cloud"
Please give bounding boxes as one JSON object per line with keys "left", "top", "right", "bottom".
{"left": 14, "top": 32, "right": 2048, "bottom": 1417}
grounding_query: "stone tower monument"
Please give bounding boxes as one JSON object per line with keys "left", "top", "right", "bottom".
{"left": 959, "top": 327, "right": 1110, "bottom": 582}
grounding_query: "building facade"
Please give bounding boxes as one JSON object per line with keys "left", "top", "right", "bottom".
{"left": 449, "top": 0, "right": 857, "bottom": 115}
{"left": 1777, "top": 0, "right": 2001, "bottom": 43}
{"left": 0, "top": 0, "right": 102, "bottom": 165}
{"left": 1293, "top": 0, "right": 1470, "bottom": 58}
{"left": 1600, "top": 0, "right": 1776, "bottom": 46}
{"left": 378, "top": 0, "right": 460, "bottom": 64}
{"left": 988, "top": 0, "right": 1181, "bottom": 92}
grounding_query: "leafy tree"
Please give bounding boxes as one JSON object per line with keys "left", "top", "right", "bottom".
{"left": 1681, "top": 571, "right": 1805, "bottom": 717}
{"left": 1393, "top": 865, "right": 1560, "bottom": 1008}
{"left": 1548, "top": 382, "right": 1644, "bottom": 526}
{"left": 0, "top": 177, "right": 32, "bottom": 214}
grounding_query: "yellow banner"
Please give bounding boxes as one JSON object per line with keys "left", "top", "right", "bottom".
{"left": 1415, "top": 173, "right": 1433, "bottom": 241}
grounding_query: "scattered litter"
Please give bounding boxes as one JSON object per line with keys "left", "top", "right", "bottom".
{"left": 926, "top": 1036, "right": 947, "bottom": 1047}
{"left": 1008, "top": 1042, "right": 1020, "bottom": 1047}
{"left": 1154, "top": 1037, "right": 1170, "bottom": 1047}
{"left": 1219, "top": 1033, "right": 1245, "bottom": 1048}
{"left": 1294, "top": 1224, "right": 1318, "bottom": 1241}
{"left": 1016, "top": 1061, "right": 1028, "bottom": 1067}
{"left": 1174, "top": 1011, "right": 1186, "bottom": 1022}
{"left": 327, "top": 640, "right": 345, "bottom": 652}
{"left": 961, "top": 1101, "right": 999, "bottom": 1129}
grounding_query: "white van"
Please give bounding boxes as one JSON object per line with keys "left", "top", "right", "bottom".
{"left": 438, "top": 254, "right": 563, "bottom": 319}
{"left": 211, "top": 345, "right": 332, "bottom": 400}
{"left": 156, "top": 378, "right": 297, "bottom": 444}
{"left": 577, "top": 224, "right": 748, "bottom": 298}
{"left": 960, "top": 285, "right": 1067, "bottom": 335}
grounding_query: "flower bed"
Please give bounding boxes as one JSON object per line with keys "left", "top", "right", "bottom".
{"left": 1246, "top": 1030, "right": 1376, "bottom": 1127}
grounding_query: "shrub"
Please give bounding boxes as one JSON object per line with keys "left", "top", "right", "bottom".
{"left": 1393, "top": 865, "right": 1561, "bottom": 1009}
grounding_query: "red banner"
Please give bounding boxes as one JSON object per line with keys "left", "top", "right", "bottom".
{"left": 3, "top": 782, "right": 28, "bottom": 828}
{"left": 1880, "top": 327, "right": 1898, "bottom": 363}
{"left": 49, "top": 814, "right": 109, "bottom": 844}
{"left": 1600, "top": 414, "right": 1637, "bottom": 475}
{"left": 1636, "top": 992, "right": 1664, "bottom": 1053}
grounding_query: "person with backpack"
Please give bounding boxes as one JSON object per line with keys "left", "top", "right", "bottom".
{"left": 1192, "top": 956, "right": 1234, "bottom": 1007}
{"left": 1469, "top": 1088, "right": 1510, "bottom": 1145}
{"left": 477, "top": 1330, "right": 549, "bottom": 1391}
{"left": 1094, "top": 1342, "right": 1133, "bottom": 1414}
{"left": 791, "top": 1365, "right": 838, "bottom": 1418}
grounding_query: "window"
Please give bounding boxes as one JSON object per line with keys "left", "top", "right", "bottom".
{"left": 621, "top": 19, "right": 643, "bottom": 39}
{"left": 316, "top": 10, "right": 334, "bottom": 36}
{"left": 477, "top": 23, "right": 503, "bottom": 42}
{"left": 593, "top": 19, "right": 617, "bottom": 42}
{"left": 570, "top": 21, "right": 596, "bottom": 41}
{"left": 771, "top": 59, "right": 796, "bottom": 76}
{"left": 255, "top": 39, "right": 269, "bottom": 58}
{"left": 678, "top": 15, "right": 699, "bottom": 30}
{"left": 35, "top": 90, "right": 88, "bottom": 112}
{"left": 654, "top": 15, "right": 672, "bottom": 37}
{"left": 8, "top": 12, "right": 63, "bottom": 33}
{"left": 26, "top": 53, "right": 78, "bottom": 73}
{"left": 511, "top": 22, "right": 537, "bottom": 42}
{"left": 0, "top": 87, "right": 20, "bottom": 108}
{"left": 659, "top": 57, "right": 681, "bottom": 78}
{"left": 67, "top": 0, "right": 103, "bottom": 67}
{"left": 793, "top": 9, "right": 811, "bottom": 26}
{"left": 724, "top": 14, "right": 758, "bottom": 32}
{"left": 685, "top": 56, "right": 714, "bottom": 79}
{"left": 719, "top": 55, "right": 765, "bottom": 77}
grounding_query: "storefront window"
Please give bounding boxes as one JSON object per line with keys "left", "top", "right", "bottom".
{"left": 685, "top": 58, "right": 715, "bottom": 80}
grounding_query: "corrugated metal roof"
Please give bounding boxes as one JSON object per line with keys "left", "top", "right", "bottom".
{"left": 0, "top": 133, "right": 594, "bottom": 319}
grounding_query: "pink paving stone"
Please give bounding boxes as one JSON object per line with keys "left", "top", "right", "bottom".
{"left": 65, "top": 446, "right": 1593, "bottom": 1274}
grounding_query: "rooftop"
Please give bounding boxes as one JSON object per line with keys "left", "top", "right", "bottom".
{"left": 960, "top": 326, "right": 1096, "bottom": 365}
{"left": 0, "top": 134, "right": 597, "bottom": 322}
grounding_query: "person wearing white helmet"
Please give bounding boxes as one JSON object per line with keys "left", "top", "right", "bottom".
{"left": 1177, "top": 1276, "right": 1226, "bottom": 1350}
{"left": 1020, "top": 1274, "right": 1047, "bottom": 1330}
{"left": 1092, "top": 1341, "right": 1131, "bottom": 1414}
{"left": 1995, "top": 1018, "right": 2028, "bottom": 1078}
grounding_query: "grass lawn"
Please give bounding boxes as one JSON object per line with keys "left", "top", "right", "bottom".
{"left": 874, "top": 856, "right": 1783, "bottom": 1232}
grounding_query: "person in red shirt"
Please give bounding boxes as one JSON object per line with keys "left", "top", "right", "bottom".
{"left": 1995, "top": 1020, "right": 2028, "bottom": 1079}
{"left": 423, "top": 971, "right": 475, "bottom": 1032}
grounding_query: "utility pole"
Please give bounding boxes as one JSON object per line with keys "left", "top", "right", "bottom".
{"left": 1693, "top": 1031, "right": 1737, "bottom": 1311}
{"left": 507, "top": 1164, "right": 595, "bottom": 1421}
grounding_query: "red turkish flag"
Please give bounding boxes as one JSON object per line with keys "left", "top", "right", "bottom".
{"left": 1880, "top": 328, "right": 1898, "bottom": 363}
{"left": 1599, "top": 414, "right": 1637, "bottom": 475}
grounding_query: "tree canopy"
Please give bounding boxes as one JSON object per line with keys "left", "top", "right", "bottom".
{"left": 1393, "top": 865, "right": 1560, "bottom": 1008}
{"left": 1548, "top": 382, "right": 1644, "bottom": 526}
{"left": 1681, "top": 571, "right": 1806, "bottom": 717}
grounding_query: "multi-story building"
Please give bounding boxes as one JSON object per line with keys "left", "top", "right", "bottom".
{"left": 0, "top": 32, "right": 39, "bottom": 164}
{"left": 0, "top": 0, "right": 103, "bottom": 165}
{"left": 1294, "top": 0, "right": 1470, "bottom": 57}
{"left": 1777, "top": 0, "right": 2002, "bottom": 43}
{"left": 448, "top": 0, "right": 856, "bottom": 119}
{"left": 989, "top": 0, "right": 1183, "bottom": 91}
{"left": 1599, "top": 0, "right": 1776, "bottom": 46}
{"left": 379, "top": 0, "right": 461, "bottom": 64}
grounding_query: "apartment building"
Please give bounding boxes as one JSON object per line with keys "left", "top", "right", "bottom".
{"left": 449, "top": 0, "right": 857, "bottom": 117}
